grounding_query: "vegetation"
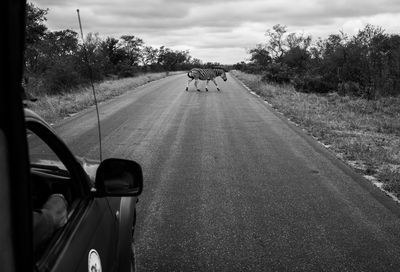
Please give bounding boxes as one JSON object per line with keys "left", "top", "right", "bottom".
{"left": 26, "top": 72, "right": 181, "bottom": 124}
{"left": 234, "top": 24, "right": 400, "bottom": 98}
{"left": 232, "top": 24, "right": 400, "bottom": 196}
{"left": 23, "top": 2, "right": 221, "bottom": 98}
{"left": 232, "top": 70, "right": 400, "bottom": 198}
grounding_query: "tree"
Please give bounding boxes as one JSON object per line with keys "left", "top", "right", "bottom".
{"left": 265, "top": 24, "right": 287, "bottom": 60}
{"left": 29, "top": 29, "right": 79, "bottom": 76}
{"left": 25, "top": 2, "right": 48, "bottom": 45}
{"left": 100, "top": 36, "right": 127, "bottom": 69}
{"left": 315, "top": 32, "right": 349, "bottom": 86}
{"left": 244, "top": 23, "right": 400, "bottom": 97}
{"left": 45, "top": 30, "right": 79, "bottom": 57}
{"left": 354, "top": 26, "right": 400, "bottom": 96}
{"left": 248, "top": 44, "right": 271, "bottom": 67}
{"left": 23, "top": 2, "right": 202, "bottom": 94}
{"left": 119, "top": 35, "right": 144, "bottom": 67}
{"left": 286, "top": 32, "right": 312, "bottom": 51}
{"left": 24, "top": 2, "right": 48, "bottom": 74}
{"left": 141, "top": 46, "right": 159, "bottom": 66}
{"left": 190, "top": 58, "right": 203, "bottom": 67}
{"left": 282, "top": 47, "right": 310, "bottom": 74}
{"left": 158, "top": 46, "right": 189, "bottom": 72}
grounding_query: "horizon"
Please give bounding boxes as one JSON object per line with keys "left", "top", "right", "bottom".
{"left": 33, "top": 0, "right": 400, "bottom": 64}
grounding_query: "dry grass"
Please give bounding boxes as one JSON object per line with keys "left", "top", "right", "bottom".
{"left": 232, "top": 70, "right": 400, "bottom": 197}
{"left": 26, "top": 72, "right": 182, "bottom": 124}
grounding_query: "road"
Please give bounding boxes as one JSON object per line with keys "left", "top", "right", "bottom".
{"left": 56, "top": 73, "right": 400, "bottom": 271}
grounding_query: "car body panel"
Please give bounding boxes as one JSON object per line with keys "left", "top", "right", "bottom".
{"left": 25, "top": 109, "right": 138, "bottom": 271}
{"left": 42, "top": 198, "right": 118, "bottom": 272}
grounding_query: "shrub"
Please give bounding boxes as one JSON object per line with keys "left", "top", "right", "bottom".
{"left": 337, "top": 81, "right": 362, "bottom": 96}
{"left": 43, "top": 63, "right": 82, "bottom": 94}
{"left": 116, "top": 61, "right": 137, "bottom": 78}
{"left": 293, "top": 75, "right": 335, "bottom": 93}
{"left": 261, "top": 63, "right": 291, "bottom": 84}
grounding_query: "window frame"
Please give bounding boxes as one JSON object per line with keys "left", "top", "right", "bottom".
{"left": 25, "top": 111, "right": 91, "bottom": 196}
{"left": 25, "top": 110, "right": 95, "bottom": 269}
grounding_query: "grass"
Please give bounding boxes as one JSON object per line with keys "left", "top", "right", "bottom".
{"left": 231, "top": 70, "right": 400, "bottom": 198}
{"left": 26, "top": 72, "right": 182, "bottom": 124}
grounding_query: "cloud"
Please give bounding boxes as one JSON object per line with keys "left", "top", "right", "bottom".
{"left": 33, "top": 0, "right": 400, "bottom": 64}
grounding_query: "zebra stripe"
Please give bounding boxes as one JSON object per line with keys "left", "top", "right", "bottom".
{"left": 186, "top": 68, "right": 227, "bottom": 92}
{"left": 188, "top": 68, "right": 225, "bottom": 80}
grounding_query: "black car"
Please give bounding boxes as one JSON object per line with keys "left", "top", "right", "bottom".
{"left": 1, "top": 1, "right": 143, "bottom": 271}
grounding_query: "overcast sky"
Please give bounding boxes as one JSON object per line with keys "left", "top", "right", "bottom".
{"left": 33, "top": 0, "right": 400, "bottom": 64}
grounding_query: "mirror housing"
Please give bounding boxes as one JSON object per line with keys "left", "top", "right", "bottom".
{"left": 95, "top": 158, "right": 143, "bottom": 197}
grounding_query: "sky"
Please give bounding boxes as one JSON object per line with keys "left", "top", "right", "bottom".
{"left": 33, "top": 0, "right": 400, "bottom": 64}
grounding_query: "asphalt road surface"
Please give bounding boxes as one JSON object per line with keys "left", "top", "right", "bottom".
{"left": 56, "top": 73, "right": 400, "bottom": 271}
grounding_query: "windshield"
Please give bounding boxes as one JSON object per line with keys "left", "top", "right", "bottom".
{"left": 23, "top": 0, "right": 400, "bottom": 271}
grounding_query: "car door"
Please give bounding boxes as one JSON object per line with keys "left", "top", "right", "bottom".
{"left": 26, "top": 117, "right": 119, "bottom": 272}
{"left": 38, "top": 198, "right": 120, "bottom": 272}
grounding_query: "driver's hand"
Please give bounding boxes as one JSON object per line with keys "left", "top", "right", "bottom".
{"left": 42, "top": 194, "right": 68, "bottom": 228}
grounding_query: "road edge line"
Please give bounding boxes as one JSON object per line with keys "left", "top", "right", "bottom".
{"left": 230, "top": 73, "right": 400, "bottom": 210}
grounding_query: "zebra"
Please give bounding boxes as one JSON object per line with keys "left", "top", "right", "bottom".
{"left": 186, "top": 68, "right": 227, "bottom": 92}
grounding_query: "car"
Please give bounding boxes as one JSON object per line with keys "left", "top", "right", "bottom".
{"left": 27, "top": 109, "right": 143, "bottom": 271}
{"left": 1, "top": 2, "right": 143, "bottom": 271}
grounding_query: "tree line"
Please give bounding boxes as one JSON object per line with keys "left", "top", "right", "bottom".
{"left": 234, "top": 24, "right": 400, "bottom": 98}
{"left": 24, "top": 3, "right": 219, "bottom": 95}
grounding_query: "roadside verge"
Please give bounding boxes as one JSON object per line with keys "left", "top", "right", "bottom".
{"left": 230, "top": 70, "right": 400, "bottom": 205}
{"left": 25, "top": 71, "right": 184, "bottom": 125}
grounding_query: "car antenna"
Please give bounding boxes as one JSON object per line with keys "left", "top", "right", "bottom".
{"left": 76, "top": 9, "right": 103, "bottom": 162}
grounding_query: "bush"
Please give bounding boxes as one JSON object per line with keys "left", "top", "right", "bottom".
{"left": 337, "top": 81, "right": 362, "bottom": 96}
{"left": 261, "top": 63, "right": 291, "bottom": 84}
{"left": 293, "top": 75, "right": 335, "bottom": 93}
{"left": 116, "top": 61, "right": 138, "bottom": 78}
{"left": 43, "top": 63, "right": 82, "bottom": 94}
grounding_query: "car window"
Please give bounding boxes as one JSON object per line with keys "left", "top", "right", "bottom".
{"left": 27, "top": 129, "right": 69, "bottom": 176}
{"left": 27, "top": 128, "right": 74, "bottom": 260}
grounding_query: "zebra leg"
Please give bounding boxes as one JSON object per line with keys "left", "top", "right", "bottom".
{"left": 195, "top": 79, "right": 200, "bottom": 92}
{"left": 212, "top": 79, "right": 220, "bottom": 91}
{"left": 205, "top": 80, "right": 209, "bottom": 92}
{"left": 186, "top": 78, "right": 193, "bottom": 91}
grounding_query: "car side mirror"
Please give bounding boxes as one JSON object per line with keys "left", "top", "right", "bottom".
{"left": 95, "top": 158, "right": 143, "bottom": 197}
